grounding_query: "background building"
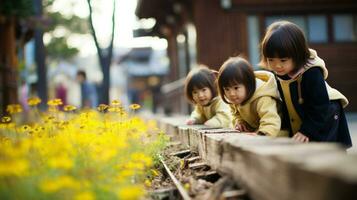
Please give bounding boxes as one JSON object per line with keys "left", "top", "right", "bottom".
{"left": 118, "top": 47, "right": 169, "bottom": 112}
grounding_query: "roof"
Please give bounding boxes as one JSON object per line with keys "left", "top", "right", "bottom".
{"left": 119, "top": 47, "right": 169, "bottom": 77}
{"left": 135, "top": 0, "right": 169, "bottom": 19}
{"left": 135, "top": 0, "right": 190, "bottom": 37}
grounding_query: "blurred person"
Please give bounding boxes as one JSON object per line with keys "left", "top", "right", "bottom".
{"left": 76, "top": 70, "right": 98, "bottom": 109}
{"left": 260, "top": 20, "right": 352, "bottom": 148}
{"left": 55, "top": 83, "right": 67, "bottom": 110}
{"left": 19, "top": 80, "right": 29, "bottom": 112}
{"left": 54, "top": 74, "right": 68, "bottom": 110}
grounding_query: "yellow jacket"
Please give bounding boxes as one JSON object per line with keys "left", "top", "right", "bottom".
{"left": 190, "top": 97, "right": 232, "bottom": 128}
{"left": 230, "top": 71, "right": 287, "bottom": 137}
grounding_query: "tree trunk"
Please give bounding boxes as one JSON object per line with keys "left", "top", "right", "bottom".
{"left": 0, "top": 16, "right": 18, "bottom": 113}
{"left": 34, "top": 0, "right": 47, "bottom": 109}
{"left": 87, "top": 0, "right": 115, "bottom": 105}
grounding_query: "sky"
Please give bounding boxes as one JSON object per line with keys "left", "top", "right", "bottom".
{"left": 46, "top": 0, "right": 167, "bottom": 56}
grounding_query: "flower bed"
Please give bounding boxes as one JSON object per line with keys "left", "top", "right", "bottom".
{"left": 0, "top": 99, "right": 168, "bottom": 200}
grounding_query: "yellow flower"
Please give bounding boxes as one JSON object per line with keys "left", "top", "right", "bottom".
{"left": 6, "top": 104, "right": 23, "bottom": 114}
{"left": 55, "top": 98, "right": 63, "bottom": 105}
{"left": 151, "top": 169, "right": 160, "bottom": 177}
{"left": 74, "top": 191, "right": 94, "bottom": 200}
{"left": 116, "top": 169, "right": 135, "bottom": 183}
{"left": 97, "top": 104, "right": 108, "bottom": 112}
{"left": 27, "top": 97, "right": 41, "bottom": 106}
{"left": 48, "top": 106, "right": 58, "bottom": 112}
{"left": 131, "top": 152, "right": 152, "bottom": 167}
{"left": 64, "top": 105, "right": 77, "bottom": 112}
{"left": 108, "top": 106, "right": 121, "bottom": 113}
{"left": 1, "top": 116, "right": 11, "bottom": 123}
{"left": 33, "top": 125, "right": 45, "bottom": 133}
{"left": 117, "top": 185, "right": 144, "bottom": 200}
{"left": 96, "top": 148, "right": 117, "bottom": 162}
{"left": 129, "top": 104, "right": 141, "bottom": 110}
{"left": 0, "top": 159, "right": 29, "bottom": 176}
{"left": 40, "top": 176, "right": 80, "bottom": 193}
{"left": 47, "top": 98, "right": 63, "bottom": 106}
{"left": 20, "top": 125, "right": 31, "bottom": 132}
{"left": 46, "top": 116, "right": 56, "bottom": 121}
{"left": 111, "top": 100, "right": 121, "bottom": 106}
{"left": 48, "top": 155, "right": 73, "bottom": 170}
{"left": 180, "top": 159, "right": 185, "bottom": 169}
{"left": 144, "top": 179, "right": 152, "bottom": 187}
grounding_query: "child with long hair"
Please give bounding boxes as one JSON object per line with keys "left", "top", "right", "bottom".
{"left": 260, "top": 20, "right": 352, "bottom": 147}
{"left": 217, "top": 56, "right": 287, "bottom": 137}
{"left": 185, "top": 65, "right": 232, "bottom": 128}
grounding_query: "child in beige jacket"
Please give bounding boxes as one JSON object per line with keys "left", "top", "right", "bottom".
{"left": 217, "top": 56, "right": 288, "bottom": 137}
{"left": 185, "top": 65, "right": 232, "bottom": 128}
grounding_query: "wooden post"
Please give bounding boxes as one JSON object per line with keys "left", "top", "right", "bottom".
{"left": 0, "top": 16, "right": 18, "bottom": 113}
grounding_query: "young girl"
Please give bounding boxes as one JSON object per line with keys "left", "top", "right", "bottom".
{"left": 185, "top": 65, "right": 232, "bottom": 128}
{"left": 217, "top": 56, "right": 287, "bottom": 137}
{"left": 260, "top": 20, "right": 352, "bottom": 147}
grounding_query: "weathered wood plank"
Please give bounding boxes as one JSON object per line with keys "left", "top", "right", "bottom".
{"left": 186, "top": 156, "right": 200, "bottom": 163}
{"left": 170, "top": 149, "right": 191, "bottom": 158}
{"left": 178, "top": 125, "right": 190, "bottom": 148}
{"left": 157, "top": 116, "right": 357, "bottom": 199}
{"left": 188, "top": 162, "right": 208, "bottom": 170}
{"left": 221, "top": 189, "right": 247, "bottom": 199}
{"left": 220, "top": 137, "right": 356, "bottom": 200}
{"left": 189, "top": 126, "right": 220, "bottom": 153}
{"left": 198, "top": 129, "right": 240, "bottom": 160}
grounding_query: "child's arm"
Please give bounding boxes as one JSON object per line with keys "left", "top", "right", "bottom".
{"left": 229, "top": 104, "right": 246, "bottom": 130}
{"left": 187, "top": 106, "right": 205, "bottom": 125}
{"left": 256, "top": 96, "right": 281, "bottom": 136}
{"left": 298, "top": 68, "right": 331, "bottom": 140}
{"left": 235, "top": 122, "right": 252, "bottom": 132}
{"left": 293, "top": 132, "right": 309, "bottom": 142}
{"left": 204, "top": 101, "right": 232, "bottom": 127}
{"left": 186, "top": 119, "right": 196, "bottom": 125}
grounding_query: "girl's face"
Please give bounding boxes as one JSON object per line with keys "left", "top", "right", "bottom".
{"left": 267, "top": 57, "right": 295, "bottom": 76}
{"left": 192, "top": 87, "right": 213, "bottom": 106}
{"left": 223, "top": 84, "right": 247, "bottom": 105}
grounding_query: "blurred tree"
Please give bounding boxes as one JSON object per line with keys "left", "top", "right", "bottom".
{"left": 44, "top": 11, "right": 88, "bottom": 61}
{"left": 0, "top": 0, "right": 88, "bottom": 111}
{"left": 86, "top": 0, "right": 116, "bottom": 104}
{"left": 0, "top": 0, "right": 34, "bottom": 17}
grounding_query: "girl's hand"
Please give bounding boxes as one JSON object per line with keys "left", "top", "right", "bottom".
{"left": 235, "top": 123, "right": 249, "bottom": 132}
{"left": 292, "top": 132, "right": 309, "bottom": 143}
{"left": 244, "top": 132, "right": 258, "bottom": 136}
{"left": 186, "top": 119, "right": 195, "bottom": 125}
{"left": 203, "top": 121, "right": 211, "bottom": 126}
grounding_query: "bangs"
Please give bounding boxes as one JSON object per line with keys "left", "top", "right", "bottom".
{"left": 220, "top": 75, "right": 241, "bottom": 88}
{"left": 260, "top": 20, "right": 310, "bottom": 70}
{"left": 218, "top": 66, "right": 243, "bottom": 88}
{"left": 184, "top": 66, "right": 217, "bottom": 103}
{"left": 188, "top": 74, "right": 210, "bottom": 90}
{"left": 217, "top": 57, "right": 256, "bottom": 104}
{"left": 263, "top": 29, "right": 294, "bottom": 58}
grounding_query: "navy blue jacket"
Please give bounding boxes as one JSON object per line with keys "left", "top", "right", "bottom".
{"left": 277, "top": 67, "right": 352, "bottom": 148}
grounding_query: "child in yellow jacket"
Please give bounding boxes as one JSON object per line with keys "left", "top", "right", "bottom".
{"left": 185, "top": 65, "right": 232, "bottom": 128}
{"left": 217, "top": 56, "right": 287, "bottom": 137}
